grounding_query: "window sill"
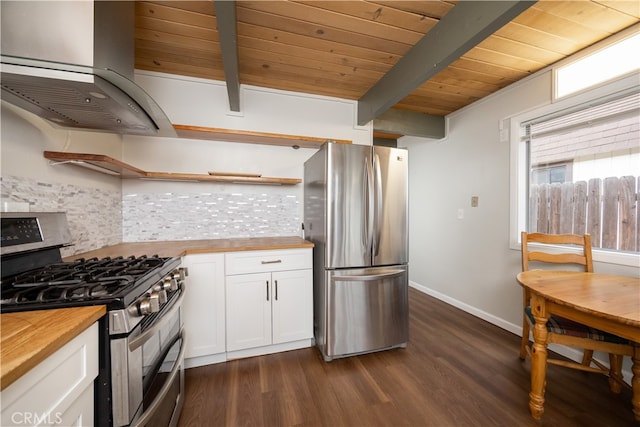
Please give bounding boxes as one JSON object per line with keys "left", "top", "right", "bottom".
{"left": 591, "top": 249, "right": 639, "bottom": 268}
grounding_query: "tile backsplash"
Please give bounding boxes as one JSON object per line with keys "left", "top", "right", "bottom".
{"left": 2, "top": 176, "right": 301, "bottom": 254}
{"left": 1, "top": 175, "right": 122, "bottom": 256}
{"left": 122, "top": 190, "right": 300, "bottom": 241}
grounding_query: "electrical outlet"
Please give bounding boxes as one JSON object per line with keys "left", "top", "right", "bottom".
{"left": 471, "top": 196, "right": 479, "bottom": 207}
{"left": 457, "top": 208, "right": 464, "bottom": 220}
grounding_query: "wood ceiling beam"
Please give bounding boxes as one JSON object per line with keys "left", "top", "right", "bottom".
{"left": 357, "top": 0, "right": 537, "bottom": 128}
{"left": 214, "top": 0, "right": 241, "bottom": 112}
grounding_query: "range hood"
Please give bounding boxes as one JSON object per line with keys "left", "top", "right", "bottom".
{"left": 0, "top": 1, "right": 175, "bottom": 137}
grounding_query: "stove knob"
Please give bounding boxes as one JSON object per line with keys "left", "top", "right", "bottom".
{"left": 157, "top": 289, "right": 168, "bottom": 305}
{"left": 173, "top": 267, "right": 188, "bottom": 281}
{"left": 162, "top": 277, "right": 178, "bottom": 292}
{"left": 138, "top": 295, "right": 160, "bottom": 315}
{"left": 149, "top": 290, "right": 163, "bottom": 310}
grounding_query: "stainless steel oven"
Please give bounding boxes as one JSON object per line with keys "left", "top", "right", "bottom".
{"left": 111, "top": 288, "right": 185, "bottom": 427}
{"left": 1, "top": 212, "right": 188, "bottom": 427}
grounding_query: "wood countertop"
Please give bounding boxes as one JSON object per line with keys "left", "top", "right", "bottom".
{"left": 0, "top": 305, "right": 106, "bottom": 391}
{"left": 65, "top": 236, "right": 314, "bottom": 260}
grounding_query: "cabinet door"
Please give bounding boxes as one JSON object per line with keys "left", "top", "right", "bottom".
{"left": 226, "top": 272, "right": 272, "bottom": 351}
{"left": 182, "top": 253, "right": 226, "bottom": 358}
{"left": 272, "top": 269, "right": 313, "bottom": 345}
{"left": 1, "top": 323, "right": 98, "bottom": 427}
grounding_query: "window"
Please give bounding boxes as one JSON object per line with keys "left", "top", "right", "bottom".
{"left": 555, "top": 31, "right": 640, "bottom": 99}
{"left": 510, "top": 27, "right": 640, "bottom": 266}
{"left": 519, "top": 92, "right": 639, "bottom": 255}
{"left": 531, "top": 162, "right": 572, "bottom": 186}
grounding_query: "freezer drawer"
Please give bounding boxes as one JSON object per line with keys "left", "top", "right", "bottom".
{"left": 320, "top": 266, "right": 408, "bottom": 361}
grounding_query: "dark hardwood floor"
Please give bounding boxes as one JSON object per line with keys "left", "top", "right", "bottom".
{"left": 178, "top": 287, "right": 636, "bottom": 426}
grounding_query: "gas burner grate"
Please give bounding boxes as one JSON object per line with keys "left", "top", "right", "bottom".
{"left": 1, "top": 254, "right": 173, "bottom": 307}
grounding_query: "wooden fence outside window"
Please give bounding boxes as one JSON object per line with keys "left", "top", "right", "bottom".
{"left": 528, "top": 176, "right": 639, "bottom": 252}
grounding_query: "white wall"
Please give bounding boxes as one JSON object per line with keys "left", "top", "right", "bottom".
{"left": 0, "top": 102, "right": 123, "bottom": 190}
{"left": 403, "top": 71, "right": 553, "bottom": 329}
{"left": 133, "top": 70, "right": 370, "bottom": 143}
{"left": 404, "top": 63, "right": 640, "bottom": 370}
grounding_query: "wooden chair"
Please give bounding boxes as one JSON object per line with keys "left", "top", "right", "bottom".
{"left": 519, "top": 231, "right": 634, "bottom": 392}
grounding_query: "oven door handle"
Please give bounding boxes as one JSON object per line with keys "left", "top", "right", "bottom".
{"left": 129, "top": 290, "right": 185, "bottom": 352}
{"left": 131, "top": 336, "right": 185, "bottom": 427}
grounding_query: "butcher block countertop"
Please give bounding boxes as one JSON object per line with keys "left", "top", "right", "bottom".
{"left": 0, "top": 305, "right": 106, "bottom": 391}
{"left": 65, "top": 236, "right": 314, "bottom": 260}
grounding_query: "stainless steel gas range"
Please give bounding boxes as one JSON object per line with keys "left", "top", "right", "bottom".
{"left": 1, "top": 212, "right": 187, "bottom": 427}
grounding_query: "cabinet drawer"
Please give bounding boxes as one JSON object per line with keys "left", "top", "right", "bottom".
{"left": 225, "top": 248, "right": 312, "bottom": 275}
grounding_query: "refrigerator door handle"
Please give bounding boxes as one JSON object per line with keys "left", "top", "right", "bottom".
{"left": 364, "top": 156, "right": 374, "bottom": 257}
{"left": 372, "top": 153, "right": 383, "bottom": 256}
{"left": 332, "top": 269, "right": 405, "bottom": 282}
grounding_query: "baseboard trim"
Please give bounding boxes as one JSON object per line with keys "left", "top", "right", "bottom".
{"left": 185, "top": 353, "right": 226, "bottom": 369}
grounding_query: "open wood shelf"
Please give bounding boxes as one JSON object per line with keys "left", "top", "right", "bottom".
{"left": 142, "top": 171, "right": 301, "bottom": 185}
{"left": 43, "top": 127, "right": 350, "bottom": 184}
{"left": 173, "top": 124, "right": 351, "bottom": 148}
{"left": 43, "top": 151, "right": 302, "bottom": 185}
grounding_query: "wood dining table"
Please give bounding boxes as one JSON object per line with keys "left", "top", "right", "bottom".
{"left": 516, "top": 270, "right": 640, "bottom": 421}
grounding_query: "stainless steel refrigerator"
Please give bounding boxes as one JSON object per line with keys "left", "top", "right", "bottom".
{"left": 304, "top": 142, "right": 409, "bottom": 361}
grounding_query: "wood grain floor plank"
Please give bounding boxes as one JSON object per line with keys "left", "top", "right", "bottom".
{"left": 178, "top": 287, "right": 636, "bottom": 426}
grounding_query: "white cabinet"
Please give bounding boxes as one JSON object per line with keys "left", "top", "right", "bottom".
{"left": 1, "top": 323, "right": 98, "bottom": 427}
{"left": 225, "top": 272, "right": 271, "bottom": 350}
{"left": 179, "top": 247, "right": 313, "bottom": 364}
{"left": 225, "top": 248, "right": 313, "bottom": 357}
{"left": 181, "top": 253, "right": 226, "bottom": 368}
{"left": 272, "top": 269, "right": 314, "bottom": 344}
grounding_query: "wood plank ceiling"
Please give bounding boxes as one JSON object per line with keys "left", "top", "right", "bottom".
{"left": 135, "top": 1, "right": 640, "bottom": 138}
